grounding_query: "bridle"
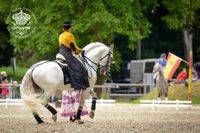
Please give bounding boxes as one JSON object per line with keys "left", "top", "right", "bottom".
{"left": 80, "top": 50, "right": 113, "bottom": 78}
{"left": 98, "top": 50, "right": 113, "bottom": 75}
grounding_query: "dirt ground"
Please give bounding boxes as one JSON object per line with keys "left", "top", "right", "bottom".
{"left": 0, "top": 103, "right": 200, "bottom": 133}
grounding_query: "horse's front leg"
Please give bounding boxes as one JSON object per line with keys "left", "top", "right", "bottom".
{"left": 76, "top": 89, "right": 88, "bottom": 124}
{"left": 157, "top": 87, "right": 161, "bottom": 100}
{"left": 89, "top": 88, "right": 97, "bottom": 119}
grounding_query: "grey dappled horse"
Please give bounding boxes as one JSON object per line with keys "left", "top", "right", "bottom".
{"left": 153, "top": 63, "right": 169, "bottom": 100}
{"left": 20, "top": 42, "right": 113, "bottom": 124}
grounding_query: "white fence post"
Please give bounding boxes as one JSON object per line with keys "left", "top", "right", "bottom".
{"left": 176, "top": 100, "right": 179, "bottom": 110}
{"left": 5, "top": 98, "right": 8, "bottom": 108}
{"left": 152, "top": 99, "right": 155, "bottom": 110}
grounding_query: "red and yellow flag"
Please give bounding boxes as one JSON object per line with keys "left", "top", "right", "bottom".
{"left": 164, "top": 52, "right": 182, "bottom": 80}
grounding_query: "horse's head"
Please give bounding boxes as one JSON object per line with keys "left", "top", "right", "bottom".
{"left": 98, "top": 44, "right": 114, "bottom": 76}
{"left": 153, "top": 62, "right": 163, "bottom": 74}
{"left": 83, "top": 42, "right": 114, "bottom": 76}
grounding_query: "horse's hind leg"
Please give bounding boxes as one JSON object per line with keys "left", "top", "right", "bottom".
{"left": 40, "top": 90, "right": 58, "bottom": 122}
{"left": 89, "top": 89, "right": 97, "bottom": 119}
{"left": 25, "top": 101, "right": 44, "bottom": 124}
{"left": 36, "top": 92, "right": 57, "bottom": 122}
{"left": 44, "top": 103, "right": 57, "bottom": 122}
{"left": 33, "top": 112, "right": 44, "bottom": 124}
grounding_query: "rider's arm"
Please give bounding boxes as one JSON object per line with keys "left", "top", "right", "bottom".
{"left": 69, "top": 34, "right": 82, "bottom": 54}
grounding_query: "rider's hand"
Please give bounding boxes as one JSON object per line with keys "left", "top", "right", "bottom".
{"left": 75, "top": 49, "right": 81, "bottom": 54}
{"left": 81, "top": 50, "right": 85, "bottom": 57}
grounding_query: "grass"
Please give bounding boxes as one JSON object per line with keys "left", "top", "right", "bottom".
{"left": 0, "top": 66, "right": 28, "bottom": 82}
{"left": 130, "top": 80, "right": 200, "bottom": 104}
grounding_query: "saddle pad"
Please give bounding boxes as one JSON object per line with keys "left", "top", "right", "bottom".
{"left": 55, "top": 60, "right": 71, "bottom": 85}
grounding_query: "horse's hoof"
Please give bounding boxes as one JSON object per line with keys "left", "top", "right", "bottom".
{"left": 89, "top": 111, "right": 95, "bottom": 119}
{"left": 38, "top": 120, "right": 44, "bottom": 124}
{"left": 69, "top": 116, "right": 76, "bottom": 122}
{"left": 52, "top": 114, "right": 57, "bottom": 122}
{"left": 77, "top": 119, "right": 84, "bottom": 124}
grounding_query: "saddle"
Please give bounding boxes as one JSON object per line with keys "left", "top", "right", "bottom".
{"left": 56, "top": 53, "right": 71, "bottom": 85}
{"left": 56, "top": 53, "right": 89, "bottom": 90}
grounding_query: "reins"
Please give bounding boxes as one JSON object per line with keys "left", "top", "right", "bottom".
{"left": 79, "top": 50, "right": 113, "bottom": 79}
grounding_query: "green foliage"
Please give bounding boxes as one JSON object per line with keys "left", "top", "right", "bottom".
{"left": 0, "top": 0, "right": 154, "bottom": 69}
{"left": 111, "top": 47, "right": 122, "bottom": 72}
{"left": 160, "top": 0, "right": 200, "bottom": 61}
{"left": 162, "top": 0, "right": 200, "bottom": 30}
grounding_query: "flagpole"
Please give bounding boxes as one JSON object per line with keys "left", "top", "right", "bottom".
{"left": 170, "top": 52, "right": 189, "bottom": 65}
{"left": 182, "top": 59, "right": 189, "bottom": 65}
{"left": 188, "top": 51, "right": 193, "bottom": 101}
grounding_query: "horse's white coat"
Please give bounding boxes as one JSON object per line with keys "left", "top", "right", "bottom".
{"left": 20, "top": 42, "right": 112, "bottom": 113}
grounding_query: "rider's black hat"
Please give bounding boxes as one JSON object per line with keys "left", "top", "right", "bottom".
{"left": 63, "top": 21, "right": 72, "bottom": 27}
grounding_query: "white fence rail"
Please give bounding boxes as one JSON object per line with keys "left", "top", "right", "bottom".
{"left": 85, "top": 99, "right": 116, "bottom": 107}
{"left": 0, "top": 83, "right": 154, "bottom": 99}
{"left": 96, "top": 83, "right": 154, "bottom": 99}
{"left": 0, "top": 98, "right": 115, "bottom": 108}
{"left": 95, "top": 83, "right": 154, "bottom": 88}
{"left": 0, "top": 99, "right": 23, "bottom": 108}
{"left": 140, "top": 100, "right": 192, "bottom": 110}
{"left": 0, "top": 83, "right": 154, "bottom": 88}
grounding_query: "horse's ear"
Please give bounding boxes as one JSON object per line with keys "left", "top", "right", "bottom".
{"left": 109, "top": 44, "right": 114, "bottom": 52}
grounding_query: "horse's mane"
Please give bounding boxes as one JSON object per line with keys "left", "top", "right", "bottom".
{"left": 83, "top": 42, "right": 108, "bottom": 53}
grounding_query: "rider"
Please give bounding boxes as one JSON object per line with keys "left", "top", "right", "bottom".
{"left": 58, "top": 21, "right": 89, "bottom": 90}
{"left": 158, "top": 53, "right": 167, "bottom": 71}
{"left": 153, "top": 53, "right": 167, "bottom": 86}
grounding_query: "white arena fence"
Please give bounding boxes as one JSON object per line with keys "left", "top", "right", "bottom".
{"left": 0, "top": 83, "right": 118, "bottom": 108}
{"left": 0, "top": 83, "right": 193, "bottom": 110}
{"left": 140, "top": 100, "right": 192, "bottom": 110}
{"left": 85, "top": 99, "right": 116, "bottom": 108}
{"left": 0, "top": 98, "right": 116, "bottom": 108}
{"left": 95, "top": 83, "right": 154, "bottom": 99}
{"left": 0, "top": 98, "right": 23, "bottom": 108}
{"left": 0, "top": 83, "right": 155, "bottom": 99}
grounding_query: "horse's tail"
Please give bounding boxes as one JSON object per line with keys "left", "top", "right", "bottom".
{"left": 20, "top": 68, "right": 43, "bottom": 112}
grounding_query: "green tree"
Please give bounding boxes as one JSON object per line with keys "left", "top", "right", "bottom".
{"left": 133, "top": 0, "right": 157, "bottom": 59}
{"left": 0, "top": 0, "right": 154, "bottom": 69}
{"left": 161, "top": 0, "right": 200, "bottom": 61}
{"left": 0, "top": 16, "right": 13, "bottom": 66}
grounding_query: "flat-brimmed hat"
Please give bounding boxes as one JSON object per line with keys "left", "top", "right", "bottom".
{"left": 63, "top": 21, "right": 72, "bottom": 27}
